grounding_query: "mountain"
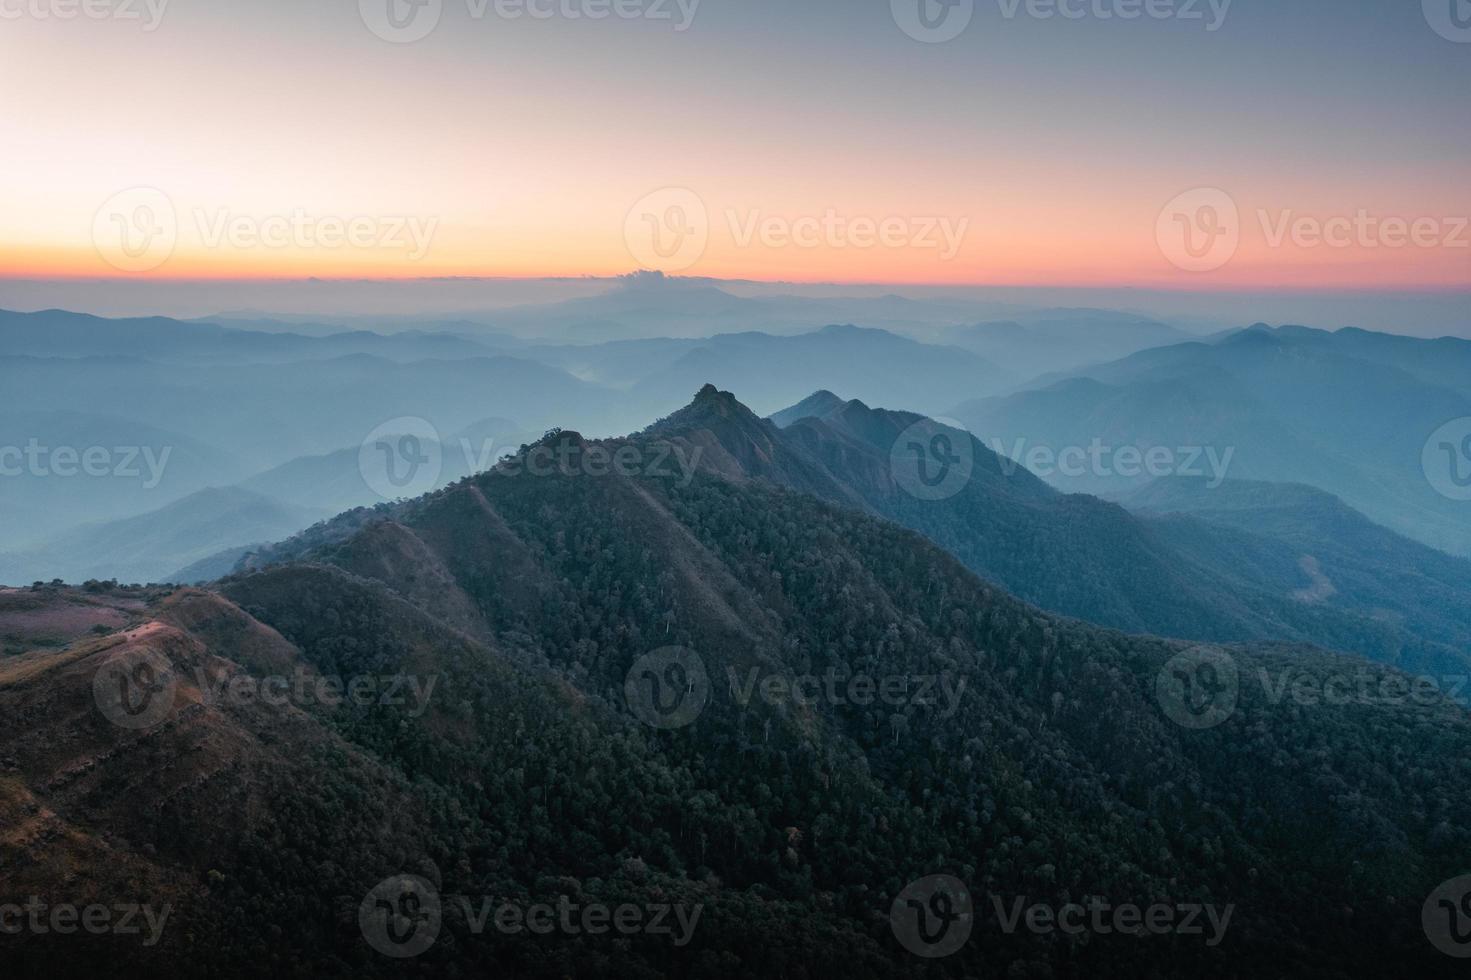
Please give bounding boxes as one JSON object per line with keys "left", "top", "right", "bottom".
{"left": 0, "top": 410, "right": 247, "bottom": 547}
{"left": 509, "top": 324, "right": 1015, "bottom": 421}
{"left": 5, "top": 395, "right": 1464, "bottom": 976}
{"left": 473, "top": 273, "right": 1030, "bottom": 343}
{"left": 649, "top": 388, "right": 1471, "bottom": 679}
{"left": 168, "top": 544, "right": 259, "bottom": 585}
{"left": 0, "top": 487, "right": 328, "bottom": 586}
{"left": 197, "top": 312, "right": 523, "bottom": 346}
{"left": 0, "top": 301, "right": 1195, "bottom": 572}
{"left": 513, "top": 335, "right": 710, "bottom": 388}
{"left": 0, "top": 303, "right": 1023, "bottom": 574}
{"left": 0, "top": 350, "right": 624, "bottom": 488}
{"left": 0, "top": 310, "right": 603, "bottom": 580}
{"left": 767, "top": 389, "right": 847, "bottom": 428}
{"left": 950, "top": 325, "right": 1471, "bottom": 556}
{"left": 0, "top": 308, "right": 503, "bottom": 363}
{"left": 237, "top": 446, "right": 406, "bottom": 517}
{"left": 0, "top": 417, "right": 542, "bottom": 588}
{"left": 234, "top": 417, "right": 534, "bottom": 515}
{"left": 942, "top": 308, "right": 1192, "bottom": 378}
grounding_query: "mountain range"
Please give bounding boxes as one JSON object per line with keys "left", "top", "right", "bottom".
{"left": 952, "top": 324, "right": 1471, "bottom": 557}
{"left": 0, "top": 299, "right": 1057, "bottom": 584}
{"left": 3, "top": 385, "right": 1466, "bottom": 976}
{"left": 651, "top": 386, "right": 1471, "bottom": 680}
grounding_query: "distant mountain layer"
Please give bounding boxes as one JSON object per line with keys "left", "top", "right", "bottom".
{"left": 519, "top": 323, "right": 1016, "bottom": 419}
{"left": 942, "top": 308, "right": 1191, "bottom": 378}
{"left": 468, "top": 274, "right": 1041, "bottom": 342}
{"left": 236, "top": 417, "right": 528, "bottom": 518}
{"left": 0, "top": 305, "right": 1027, "bottom": 559}
{"left": 951, "top": 324, "right": 1471, "bottom": 556}
{"left": 0, "top": 487, "right": 328, "bottom": 586}
{"left": 767, "top": 388, "right": 847, "bottom": 428}
{"left": 0, "top": 302, "right": 1044, "bottom": 581}
{"left": 0, "top": 308, "right": 506, "bottom": 363}
{"left": 0, "top": 346, "right": 619, "bottom": 483}
{"left": 0, "top": 416, "right": 544, "bottom": 588}
{"left": 0, "top": 410, "right": 247, "bottom": 546}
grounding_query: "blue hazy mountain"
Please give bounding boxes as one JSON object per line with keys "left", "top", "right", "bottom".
{"left": 951, "top": 324, "right": 1471, "bottom": 556}
{"left": 942, "top": 307, "right": 1192, "bottom": 378}
{"left": 0, "top": 308, "right": 504, "bottom": 363}
{"left": 0, "top": 486, "right": 328, "bottom": 585}
{"left": 0, "top": 410, "right": 249, "bottom": 546}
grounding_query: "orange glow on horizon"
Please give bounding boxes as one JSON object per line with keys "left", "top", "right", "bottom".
{"left": 4, "top": 237, "right": 1466, "bottom": 292}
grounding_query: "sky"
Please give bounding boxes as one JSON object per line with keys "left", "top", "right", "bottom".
{"left": 1, "top": 0, "right": 1469, "bottom": 291}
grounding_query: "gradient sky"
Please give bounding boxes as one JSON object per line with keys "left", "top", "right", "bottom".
{"left": 2, "top": 0, "right": 1468, "bottom": 288}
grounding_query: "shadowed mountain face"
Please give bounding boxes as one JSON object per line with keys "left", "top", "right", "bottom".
{"left": 950, "top": 325, "right": 1471, "bottom": 557}
{"left": 5, "top": 392, "right": 1465, "bottom": 976}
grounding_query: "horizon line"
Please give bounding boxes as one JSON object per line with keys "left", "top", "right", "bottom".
{"left": 2, "top": 274, "right": 1468, "bottom": 296}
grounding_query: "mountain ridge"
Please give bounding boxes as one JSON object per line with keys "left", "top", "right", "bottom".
{"left": 6, "top": 385, "right": 1471, "bottom": 975}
